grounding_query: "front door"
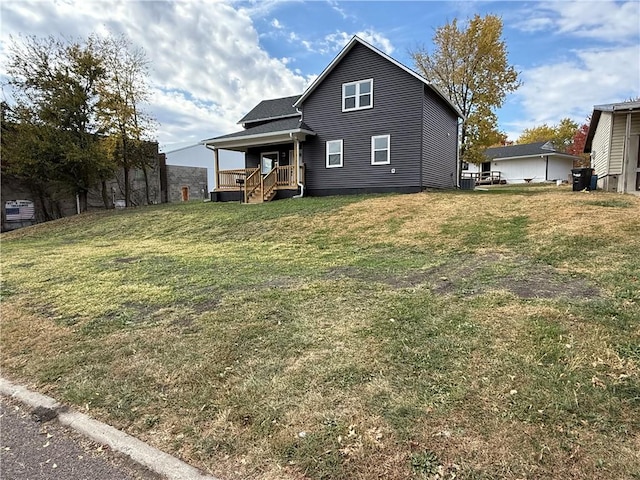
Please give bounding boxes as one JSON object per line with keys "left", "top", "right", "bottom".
{"left": 261, "top": 152, "right": 278, "bottom": 175}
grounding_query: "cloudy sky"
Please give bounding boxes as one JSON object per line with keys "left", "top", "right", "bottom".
{"left": 1, "top": 0, "right": 638, "bottom": 154}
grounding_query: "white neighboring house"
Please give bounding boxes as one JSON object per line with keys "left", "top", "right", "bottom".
{"left": 584, "top": 101, "right": 640, "bottom": 194}
{"left": 463, "top": 141, "right": 581, "bottom": 184}
{"left": 163, "top": 143, "right": 243, "bottom": 191}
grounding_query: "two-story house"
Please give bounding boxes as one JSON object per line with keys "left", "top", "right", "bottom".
{"left": 202, "top": 36, "right": 463, "bottom": 203}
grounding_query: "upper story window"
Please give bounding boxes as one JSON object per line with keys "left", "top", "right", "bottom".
{"left": 371, "top": 135, "right": 390, "bottom": 165}
{"left": 342, "top": 79, "right": 373, "bottom": 112}
{"left": 326, "top": 139, "right": 343, "bottom": 168}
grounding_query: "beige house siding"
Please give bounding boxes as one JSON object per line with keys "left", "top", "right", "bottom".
{"left": 610, "top": 112, "right": 640, "bottom": 192}
{"left": 592, "top": 111, "right": 612, "bottom": 176}
{"left": 624, "top": 113, "right": 640, "bottom": 193}
{"left": 610, "top": 114, "right": 628, "bottom": 174}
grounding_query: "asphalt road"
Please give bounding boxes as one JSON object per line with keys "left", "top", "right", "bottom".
{"left": 0, "top": 396, "right": 162, "bottom": 480}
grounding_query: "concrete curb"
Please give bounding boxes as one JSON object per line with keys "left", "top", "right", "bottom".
{"left": 0, "top": 377, "right": 219, "bottom": 480}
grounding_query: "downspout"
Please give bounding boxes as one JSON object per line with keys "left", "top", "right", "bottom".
{"left": 419, "top": 93, "right": 424, "bottom": 190}
{"left": 456, "top": 117, "right": 462, "bottom": 188}
{"left": 290, "top": 132, "right": 305, "bottom": 198}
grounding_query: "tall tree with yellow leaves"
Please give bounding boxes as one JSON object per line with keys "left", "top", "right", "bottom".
{"left": 517, "top": 118, "right": 579, "bottom": 151}
{"left": 411, "top": 14, "right": 520, "bottom": 165}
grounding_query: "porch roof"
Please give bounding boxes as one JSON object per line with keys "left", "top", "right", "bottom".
{"left": 201, "top": 118, "right": 315, "bottom": 152}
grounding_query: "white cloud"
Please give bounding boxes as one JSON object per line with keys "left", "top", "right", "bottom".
{"left": 506, "top": 45, "right": 639, "bottom": 138}
{"left": 327, "top": 0, "right": 351, "bottom": 20}
{"left": 504, "top": 0, "right": 640, "bottom": 140}
{"left": 300, "top": 29, "right": 395, "bottom": 55}
{"left": 516, "top": 0, "right": 639, "bottom": 43}
{"left": 271, "top": 18, "right": 283, "bottom": 29}
{"left": 0, "top": 0, "right": 311, "bottom": 149}
{"left": 353, "top": 30, "right": 395, "bottom": 55}
{"left": 235, "top": 0, "right": 296, "bottom": 19}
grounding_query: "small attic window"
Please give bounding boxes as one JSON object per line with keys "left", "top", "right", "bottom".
{"left": 342, "top": 79, "right": 373, "bottom": 112}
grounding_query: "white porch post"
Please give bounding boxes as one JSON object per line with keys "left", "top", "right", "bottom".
{"left": 213, "top": 147, "right": 220, "bottom": 191}
{"left": 294, "top": 137, "right": 300, "bottom": 185}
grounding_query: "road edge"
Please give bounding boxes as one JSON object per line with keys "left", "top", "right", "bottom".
{"left": 0, "top": 377, "right": 219, "bottom": 480}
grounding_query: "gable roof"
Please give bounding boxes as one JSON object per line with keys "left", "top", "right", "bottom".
{"left": 238, "top": 95, "right": 301, "bottom": 125}
{"left": 484, "top": 141, "right": 581, "bottom": 162}
{"left": 584, "top": 101, "right": 640, "bottom": 152}
{"left": 293, "top": 36, "right": 463, "bottom": 119}
{"left": 484, "top": 141, "right": 556, "bottom": 160}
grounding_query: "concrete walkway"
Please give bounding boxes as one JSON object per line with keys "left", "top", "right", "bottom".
{"left": 0, "top": 378, "right": 219, "bottom": 480}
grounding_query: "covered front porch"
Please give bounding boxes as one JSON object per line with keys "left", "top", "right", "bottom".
{"left": 202, "top": 119, "right": 314, "bottom": 203}
{"left": 216, "top": 164, "right": 305, "bottom": 203}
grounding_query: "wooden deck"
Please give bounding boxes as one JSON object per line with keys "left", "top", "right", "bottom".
{"left": 461, "top": 171, "right": 506, "bottom": 185}
{"left": 216, "top": 165, "right": 303, "bottom": 203}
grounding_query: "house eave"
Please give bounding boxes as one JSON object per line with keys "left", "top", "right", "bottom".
{"left": 201, "top": 129, "right": 315, "bottom": 152}
{"left": 489, "top": 152, "right": 581, "bottom": 162}
{"left": 584, "top": 103, "right": 640, "bottom": 152}
{"left": 238, "top": 113, "right": 300, "bottom": 127}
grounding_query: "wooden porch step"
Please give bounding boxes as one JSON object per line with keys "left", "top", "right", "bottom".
{"left": 264, "top": 190, "right": 276, "bottom": 202}
{"left": 246, "top": 188, "right": 276, "bottom": 203}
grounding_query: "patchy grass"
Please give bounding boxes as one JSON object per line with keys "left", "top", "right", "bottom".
{"left": 1, "top": 186, "right": 639, "bottom": 480}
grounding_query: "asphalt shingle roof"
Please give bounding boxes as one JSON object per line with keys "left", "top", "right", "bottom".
{"left": 238, "top": 95, "right": 301, "bottom": 124}
{"left": 213, "top": 117, "right": 313, "bottom": 141}
{"left": 484, "top": 141, "right": 557, "bottom": 160}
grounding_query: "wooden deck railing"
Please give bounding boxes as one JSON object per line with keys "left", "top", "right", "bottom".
{"left": 217, "top": 166, "right": 299, "bottom": 190}
{"left": 263, "top": 168, "right": 277, "bottom": 198}
{"left": 461, "top": 171, "right": 503, "bottom": 185}
{"left": 244, "top": 168, "right": 261, "bottom": 203}
{"left": 276, "top": 165, "right": 295, "bottom": 186}
{"left": 218, "top": 168, "right": 258, "bottom": 190}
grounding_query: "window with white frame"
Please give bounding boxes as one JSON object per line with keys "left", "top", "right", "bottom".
{"left": 371, "top": 135, "right": 390, "bottom": 165}
{"left": 342, "top": 79, "right": 373, "bottom": 112}
{"left": 326, "top": 139, "right": 343, "bottom": 168}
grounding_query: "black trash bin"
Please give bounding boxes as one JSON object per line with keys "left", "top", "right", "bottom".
{"left": 210, "top": 191, "right": 218, "bottom": 202}
{"left": 571, "top": 168, "right": 592, "bottom": 191}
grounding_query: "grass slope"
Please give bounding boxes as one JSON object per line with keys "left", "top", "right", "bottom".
{"left": 2, "top": 185, "right": 639, "bottom": 479}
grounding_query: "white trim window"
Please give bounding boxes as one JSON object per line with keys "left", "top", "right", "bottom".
{"left": 326, "top": 139, "right": 343, "bottom": 168}
{"left": 342, "top": 79, "right": 373, "bottom": 112}
{"left": 371, "top": 135, "right": 390, "bottom": 165}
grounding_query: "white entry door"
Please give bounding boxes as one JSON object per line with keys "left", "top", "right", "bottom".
{"left": 261, "top": 152, "right": 278, "bottom": 174}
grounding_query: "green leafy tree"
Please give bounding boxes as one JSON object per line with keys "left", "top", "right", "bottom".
{"left": 4, "top": 35, "right": 114, "bottom": 212}
{"left": 96, "top": 35, "right": 156, "bottom": 207}
{"left": 517, "top": 118, "right": 578, "bottom": 152}
{"left": 411, "top": 14, "right": 520, "bottom": 165}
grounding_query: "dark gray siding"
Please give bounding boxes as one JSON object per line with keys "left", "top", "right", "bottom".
{"left": 422, "top": 90, "right": 459, "bottom": 189}
{"left": 245, "top": 143, "right": 293, "bottom": 168}
{"left": 301, "top": 43, "right": 424, "bottom": 192}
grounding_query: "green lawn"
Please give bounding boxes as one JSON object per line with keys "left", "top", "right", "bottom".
{"left": 1, "top": 185, "right": 639, "bottom": 480}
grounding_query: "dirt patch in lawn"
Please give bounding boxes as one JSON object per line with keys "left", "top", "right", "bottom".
{"left": 325, "top": 252, "right": 601, "bottom": 300}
